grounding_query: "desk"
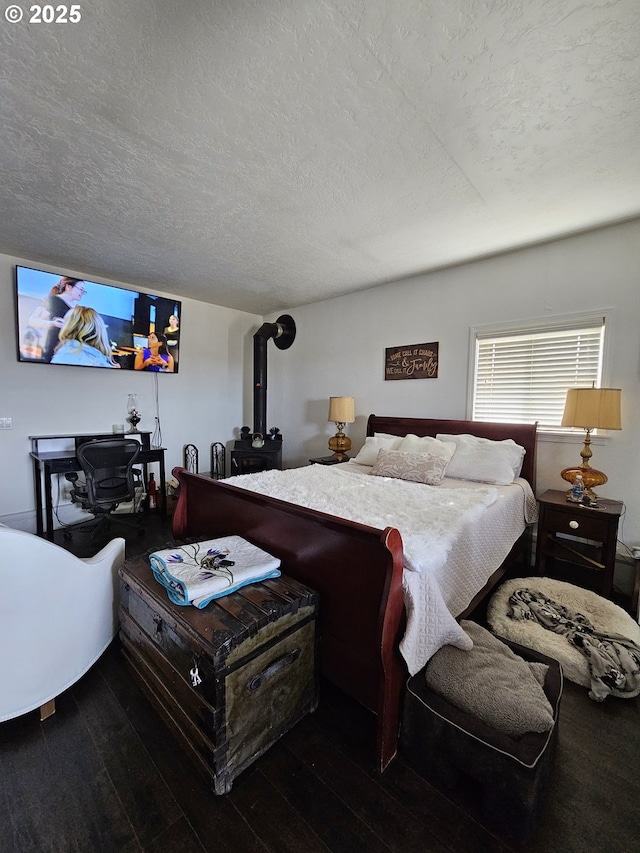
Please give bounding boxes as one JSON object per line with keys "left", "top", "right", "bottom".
{"left": 30, "top": 431, "right": 166, "bottom": 540}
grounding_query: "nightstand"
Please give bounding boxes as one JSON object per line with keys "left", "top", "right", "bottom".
{"left": 309, "top": 455, "right": 348, "bottom": 465}
{"left": 534, "top": 489, "right": 624, "bottom": 599}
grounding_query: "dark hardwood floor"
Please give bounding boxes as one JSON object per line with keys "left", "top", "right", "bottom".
{"left": 1, "top": 514, "right": 638, "bottom": 852}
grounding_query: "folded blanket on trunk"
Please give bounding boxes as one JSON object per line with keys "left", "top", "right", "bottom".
{"left": 149, "top": 536, "right": 281, "bottom": 608}
{"left": 507, "top": 588, "right": 640, "bottom": 701}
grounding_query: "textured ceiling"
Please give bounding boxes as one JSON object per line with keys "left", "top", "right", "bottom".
{"left": 1, "top": 0, "right": 639, "bottom": 314}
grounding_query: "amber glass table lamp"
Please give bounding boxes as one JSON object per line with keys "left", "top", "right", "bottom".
{"left": 327, "top": 396, "right": 355, "bottom": 461}
{"left": 560, "top": 387, "right": 621, "bottom": 500}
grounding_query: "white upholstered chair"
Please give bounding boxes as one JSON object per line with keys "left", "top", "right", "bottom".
{"left": 0, "top": 524, "right": 125, "bottom": 722}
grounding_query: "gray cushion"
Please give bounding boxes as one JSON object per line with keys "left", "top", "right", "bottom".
{"left": 424, "top": 620, "right": 555, "bottom": 738}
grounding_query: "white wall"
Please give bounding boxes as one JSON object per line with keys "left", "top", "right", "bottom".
{"left": 0, "top": 251, "right": 260, "bottom": 529}
{"left": 2, "top": 222, "right": 638, "bottom": 588}
{"left": 268, "top": 220, "right": 640, "bottom": 568}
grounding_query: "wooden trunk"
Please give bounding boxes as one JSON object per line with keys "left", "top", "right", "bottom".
{"left": 119, "top": 554, "right": 318, "bottom": 794}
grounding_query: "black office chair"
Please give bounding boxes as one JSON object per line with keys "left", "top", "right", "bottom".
{"left": 63, "top": 439, "right": 144, "bottom": 541}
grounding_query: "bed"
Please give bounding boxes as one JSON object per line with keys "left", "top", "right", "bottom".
{"left": 171, "top": 415, "right": 538, "bottom": 772}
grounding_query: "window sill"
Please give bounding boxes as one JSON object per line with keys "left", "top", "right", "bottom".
{"left": 537, "top": 429, "right": 613, "bottom": 445}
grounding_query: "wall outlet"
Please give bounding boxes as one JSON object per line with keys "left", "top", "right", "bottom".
{"left": 0, "top": 417, "right": 13, "bottom": 429}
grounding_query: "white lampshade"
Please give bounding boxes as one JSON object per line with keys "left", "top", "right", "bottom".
{"left": 328, "top": 396, "right": 355, "bottom": 424}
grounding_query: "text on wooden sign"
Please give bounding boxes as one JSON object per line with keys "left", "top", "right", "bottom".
{"left": 385, "top": 342, "right": 439, "bottom": 380}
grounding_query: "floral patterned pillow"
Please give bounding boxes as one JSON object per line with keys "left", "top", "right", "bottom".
{"left": 370, "top": 447, "right": 455, "bottom": 486}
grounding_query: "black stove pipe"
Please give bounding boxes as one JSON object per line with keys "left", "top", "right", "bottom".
{"left": 253, "top": 314, "right": 296, "bottom": 437}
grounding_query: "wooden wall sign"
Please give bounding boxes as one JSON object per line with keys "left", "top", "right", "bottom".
{"left": 385, "top": 342, "right": 439, "bottom": 380}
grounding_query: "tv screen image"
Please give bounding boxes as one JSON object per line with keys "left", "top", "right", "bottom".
{"left": 15, "top": 265, "right": 182, "bottom": 373}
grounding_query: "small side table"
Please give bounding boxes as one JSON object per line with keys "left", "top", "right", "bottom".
{"left": 535, "top": 489, "right": 623, "bottom": 599}
{"left": 309, "top": 455, "right": 348, "bottom": 465}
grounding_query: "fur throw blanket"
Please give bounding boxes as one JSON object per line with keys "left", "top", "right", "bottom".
{"left": 508, "top": 588, "right": 640, "bottom": 701}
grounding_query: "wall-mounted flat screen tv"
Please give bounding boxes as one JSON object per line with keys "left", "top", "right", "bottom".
{"left": 15, "top": 265, "right": 182, "bottom": 373}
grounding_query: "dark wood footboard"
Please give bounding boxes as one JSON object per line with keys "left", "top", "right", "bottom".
{"left": 171, "top": 468, "right": 406, "bottom": 772}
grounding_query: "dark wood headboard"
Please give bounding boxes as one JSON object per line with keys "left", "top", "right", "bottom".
{"left": 366, "top": 415, "right": 538, "bottom": 491}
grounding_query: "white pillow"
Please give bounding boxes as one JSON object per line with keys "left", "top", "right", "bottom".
{"left": 370, "top": 448, "right": 454, "bottom": 486}
{"left": 398, "top": 434, "right": 457, "bottom": 458}
{"left": 436, "top": 433, "right": 525, "bottom": 485}
{"left": 351, "top": 433, "right": 403, "bottom": 466}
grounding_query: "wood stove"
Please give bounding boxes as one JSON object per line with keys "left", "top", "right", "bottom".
{"left": 230, "top": 437, "right": 282, "bottom": 474}
{"left": 230, "top": 315, "right": 295, "bottom": 475}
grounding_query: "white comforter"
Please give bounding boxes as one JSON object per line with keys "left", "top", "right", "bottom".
{"left": 224, "top": 463, "right": 537, "bottom": 674}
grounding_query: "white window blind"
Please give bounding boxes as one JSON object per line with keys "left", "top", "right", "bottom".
{"left": 472, "top": 318, "right": 605, "bottom": 428}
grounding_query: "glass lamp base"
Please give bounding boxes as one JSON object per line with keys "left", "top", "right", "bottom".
{"left": 328, "top": 428, "right": 351, "bottom": 461}
{"left": 560, "top": 465, "right": 607, "bottom": 501}
{"left": 126, "top": 414, "right": 141, "bottom": 433}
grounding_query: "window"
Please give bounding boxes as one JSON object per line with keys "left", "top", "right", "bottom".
{"left": 470, "top": 314, "right": 607, "bottom": 430}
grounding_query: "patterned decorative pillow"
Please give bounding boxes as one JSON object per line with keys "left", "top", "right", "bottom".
{"left": 370, "top": 447, "right": 455, "bottom": 486}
